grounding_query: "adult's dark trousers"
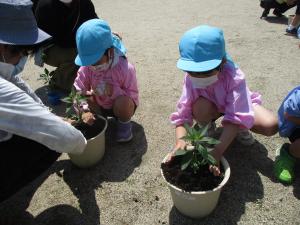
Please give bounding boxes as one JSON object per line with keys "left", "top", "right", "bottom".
{"left": 0, "top": 135, "right": 61, "bottom": 202}
{"left": 260, "top": 0, "right": 296, "bottom": 13}
{"left": 44, "top": 45, "right": 79, "bottom": 93}
{"left": 296, "top": 0, "right": 300, "bottom": 15}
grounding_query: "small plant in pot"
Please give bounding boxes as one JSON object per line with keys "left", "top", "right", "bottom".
{"left": 61, "top": 89, "right": 108, "bottom": 168}
{"left": 38, "top": 68, "right": 61, "bottom": 106}
{"left": 161, "top": 123, "right": 231, "bottom": 218}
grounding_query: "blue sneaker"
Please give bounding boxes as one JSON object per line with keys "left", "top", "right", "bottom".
{"left": 286, "top": 27, "right": 297, "bottom": 36}
{"left": 116, "top": 120, "right": 133, "bottom": 142}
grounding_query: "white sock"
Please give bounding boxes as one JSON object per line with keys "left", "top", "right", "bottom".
{"left": 288, "top": 25, "right": 296, "bottom": 30}
{"left": 118, "top": 119, "right": 131, "bottom": 124}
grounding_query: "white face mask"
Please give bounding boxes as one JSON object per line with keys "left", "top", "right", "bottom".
{"left": 90, "top": 51, "right": 113, "bottom": 72}
{"left": 189, "top": 74, "right": 219, "bottom": 89}
{"left": 0, "top": 55, "right": 27, "bottom": 80}
{"left": 12, "top": 56, "right": 27, "bottom": 76}
{"left": 0, "top": 61, "right": 15, "bottom": 80}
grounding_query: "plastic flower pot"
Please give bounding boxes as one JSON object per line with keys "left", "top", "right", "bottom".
{"left": 161, "top": 155, "right": 230, "bottom": 219}
{"left": 68, "top": 115, "right": 108, "bottom": 168}
{"left": 47, "top": 91, "right": 62, "bottom": 106}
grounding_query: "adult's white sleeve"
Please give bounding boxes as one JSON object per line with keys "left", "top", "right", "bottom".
{"left": 0, "top": 77, "right": 87, "bottom": 154}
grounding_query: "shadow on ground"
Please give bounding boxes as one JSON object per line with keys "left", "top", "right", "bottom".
{"left": 0, "top": 120, "right": 147, "bottom": 225}
{"left": 263, "top": 16, "right": 288, "bottom": 25}
{"left": 0, "top": 204, "right": 87, "bottom": 225}
{"left": 168, "top": 138, "right": 275, "bottom": 225}
{"left": 292, "top": 162, "right": 300, "bottom": 199}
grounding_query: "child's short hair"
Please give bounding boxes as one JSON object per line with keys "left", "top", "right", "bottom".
{"left": 186, "top": 64, "right": 222, "bottom": 76}
{"left": 177, "top": 25, "right": 225, "bottom": 73}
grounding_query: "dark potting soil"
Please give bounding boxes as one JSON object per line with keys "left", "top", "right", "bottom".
{"left": 74, "top": 117, "right": 106, "bottom": 140}
{"left": 161, "top": 156, "right": 224, "bottom": 192}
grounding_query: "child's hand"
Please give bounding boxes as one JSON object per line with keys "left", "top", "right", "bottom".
{"left": 175, "top": 139, "right": 186, "bottom": 151}
{"left": 208, "top": 123, "right": 238, "bottom": 176}
{"left": 81, "top": 112, "right": 96, "bottom": 125}
{"left": 85, "top": 90, "right": 95, "bottom": 96}
{"left": 208, "top": 148, "right": 222, "bottom": 176}
{"left": 166, "top": 139, "right": 187, "bottom": 162}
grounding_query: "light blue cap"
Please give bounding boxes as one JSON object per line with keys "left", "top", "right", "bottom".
{"left": 177, "top": 25, "right": 226, "bottom": 72}
{"left": 75, "top": 19, "right": 126, "bottom": 66}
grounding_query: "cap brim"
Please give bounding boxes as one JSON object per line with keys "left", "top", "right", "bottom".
{"left": 75, "top": 35, "right": 127, "bottom": 66}
{"left": 75, "top": 54, "right": 99, "bottom": 67}
{"left": 177, "top": 58, "right": 222, "bottom": 72}
{"left": 75, "top": 49, "right": 105, "bottom": 66}
{"left": 0, "top": 28, "right": 51, "bottom": 45}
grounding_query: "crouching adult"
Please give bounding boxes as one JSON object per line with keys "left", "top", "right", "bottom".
{"left": 0, "top": 0, "right": 87, "bottom": 202}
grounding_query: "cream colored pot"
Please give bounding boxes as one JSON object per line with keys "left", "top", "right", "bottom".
{"left": 161, "top": 156, "right": 230, "bottom": 218}
{"left": 68, "top": 115, "right": 108, "bottom": 168}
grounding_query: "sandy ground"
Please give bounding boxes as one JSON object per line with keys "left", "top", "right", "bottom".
{"left": 1, "top": 0, "right": 300, "bottom": 224}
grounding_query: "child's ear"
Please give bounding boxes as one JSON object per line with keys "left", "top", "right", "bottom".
{"left": 108, "top": 47, "right": 114, "bottom": 59}
{"left": 219, "top": 57, "right": 227, "bottom": 71}
{"left": 221, "top": 57, "right": 227, "bottom": 65}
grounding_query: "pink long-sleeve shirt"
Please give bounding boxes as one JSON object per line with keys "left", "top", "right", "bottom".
{"left": 74, "top": 56, "right": 139, "bottom": 109}
{"left": 170, "top": 63, "right": 261, "bottom": 129}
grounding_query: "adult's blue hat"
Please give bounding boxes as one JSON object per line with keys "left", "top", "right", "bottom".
{"left": 0, "top": 0, "right": 51, "bottom": 45}
{"left": 177, "top": 25, "right": 226, "bottom": 72}
{"left": 75, "top": 19, "right": 126, "bottom": 66}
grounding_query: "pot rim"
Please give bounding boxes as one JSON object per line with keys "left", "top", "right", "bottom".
{"left": 161, "top": 155, "right": 231, "bottom": 194}
{"left": 87, "top": 115, "right": 108, "bottom": 141}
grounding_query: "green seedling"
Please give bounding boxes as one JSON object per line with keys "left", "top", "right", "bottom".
{"left": 38, "top": 68, "right": 53, "bottom": 85}
{"left": 61, "top": 89, "right": 88, "bottom": 123}
{"left": 175, "top": 123, "right": 220, "bottom": 173}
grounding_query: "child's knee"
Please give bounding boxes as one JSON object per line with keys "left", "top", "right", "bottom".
{"left": 192, "top": 97, "right": 218, "bottom": 121}
{"left": 114, "top": 96, "right": 135, "bottom": 118}
{"left": 262, "top": 118, "right": 278, "bottom": 136}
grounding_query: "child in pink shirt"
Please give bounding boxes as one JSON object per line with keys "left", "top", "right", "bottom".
{"left": 73, "top": 19, "right": 139, "bottom": 142}
{"left": 170, "top": 25, "right": 278, "bottom": 175}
